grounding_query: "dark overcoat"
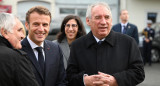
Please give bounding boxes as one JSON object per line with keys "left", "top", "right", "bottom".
{"left": 67, "top": 31, "right": 145, "bottom": 86}
{"left": 0, "top": 37, "right": 39, "bottom": 86}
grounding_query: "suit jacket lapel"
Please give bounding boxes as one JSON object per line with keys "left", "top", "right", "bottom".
{"left": 22, "top": 38, "right": 44, "bottom": 80}
{"left": 43, "top": 40, "right": 51, "bottom": 80}
{"left": 118, "top": 24, "right": 122, "bottom": 32}
{"left": 125, "top": 23, "right": 130, "bottom": 34}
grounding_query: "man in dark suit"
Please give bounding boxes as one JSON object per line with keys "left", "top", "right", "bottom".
{"left": 0, "top": 13, "right": 39, "bottom": 86}
{"left": 112, "top": 9, "right": 139, "bottom": 44}
{"left": 142, "top": 20, "right": 155, "bottom": 66}
{"left": 67, "top": 2, "right": 145, "bottom": 86}
{"left": 21, "top": 6, "right": 66, "bottom": 86}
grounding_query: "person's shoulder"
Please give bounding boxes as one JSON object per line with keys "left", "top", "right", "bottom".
{"left": 113, "top": 31, "right": 135, "bottom": 42}
{"left": 0, "top": 46, "right": 19, "bottom": 54}
{"left": 112, "top": 23, "right": 121, "bottom": 31}
{"left": 45, "top": 40, "right": 61, "bottom": 50}
{"left": 70, "top": 34, "right": 89, "bottom": 48}
{"left": 112, "top": 23, "right": 120, "bottom": 28}
{"left": 0, "top": 46, "right": 25, "bottom": 59}
{"left": 45, "top": 40, "right": 58, "bottom": 46}
{"left": 128, "top": 23, "right": 137, "bottom": 28}
{"left": 52, "top": 39, "right": 58, "bottom": 44}
{"left": 151, "top": 28, "right": 155, "bottom": 31}
{"left": 73, "top": 34, "right": 87, "bottom": 44}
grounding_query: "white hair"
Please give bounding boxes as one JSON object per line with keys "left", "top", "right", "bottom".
{"left": 0, "top": 13, "right": 16, "bottom": 36}
{"left": 86, "top": 2, "right": 112, "bottom": 19}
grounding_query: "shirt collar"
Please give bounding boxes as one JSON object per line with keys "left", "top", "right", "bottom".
{"left": 85, "top": 31, "right": 115, "bottom": 48}
{"left": 146, "top": 27, "right": 150, "bottom": 30}
{"left": 121, "top": 22, "right": 128, "bottom": 27}
{"left": 27, "top": 36, "right": 44, "bottom": 49}
{"left": 93, "top": 35, "right": 105, "bottom": 43}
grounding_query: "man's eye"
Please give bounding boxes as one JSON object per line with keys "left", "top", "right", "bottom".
{"left": 34, "top": 23, "right": 39, "bottom": 26}
{"left": 43, "top": 24, "right": 48, "bottom": 27}
{"left": 105, "top": 16, "right": 110, "bottom": 19}
{"left": 95, "top": 16, "right": 100, "bottom": 19}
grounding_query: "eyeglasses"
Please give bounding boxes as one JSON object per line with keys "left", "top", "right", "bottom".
{"left": 65, "top": 24, "right": 78, "bottom": 28}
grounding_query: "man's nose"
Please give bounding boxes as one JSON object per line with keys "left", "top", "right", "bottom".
{"left": 100, "top": 17, "right": 107, "bottom": 24}
{"left": 38, "top": 25, "right": 44, "bottom": 31}
{"left": 21, "top": 32, "right": 25, "bottom": 40}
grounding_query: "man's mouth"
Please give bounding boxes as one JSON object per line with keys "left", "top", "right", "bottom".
{"left": 99, "top": 27, "right": 107, "bottom": 29}
{"left": 37, "top": 33, "right": 44, "bottom": 36}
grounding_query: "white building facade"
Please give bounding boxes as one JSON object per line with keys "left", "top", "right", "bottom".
{"left": 120, "top": 0, "right": 160, "bottom": 32}
{"left": 1, "top": 0, "right": 160, "bottom": 32}
{"left": 0, "top": 0, "right": 119, "bottom": 33}
{"left": 54, "top": 0, "right": 119, "bottom": 32}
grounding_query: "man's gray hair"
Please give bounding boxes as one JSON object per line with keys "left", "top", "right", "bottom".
{"left": 86, "top": 2, "right": 112, "bottom": 19}
{"left": 0, "top": 13, "right": 16, "bottom": 36}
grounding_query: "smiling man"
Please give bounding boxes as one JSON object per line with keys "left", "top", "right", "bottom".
{"left": 66, "top": 2, "right": 145, "bottom": 86}
{"left": 21, "top": 6, "right": 66, "bottom": 86}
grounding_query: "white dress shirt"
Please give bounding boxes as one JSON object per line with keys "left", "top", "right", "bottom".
{"left": 27, "top": 36, "right": 45, "bottom": 61}
{"left": 121, "top": 22, "right": 128, "bottom": 33}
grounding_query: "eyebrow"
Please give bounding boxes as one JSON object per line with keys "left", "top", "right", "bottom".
{"left": 18, "top": 27, "right": 23, "bottom": 31}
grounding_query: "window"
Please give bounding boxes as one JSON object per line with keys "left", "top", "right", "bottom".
{"left": 60, "top": 8, "right": 86, "bottom": 16}
{"left": 77, "top": 9, "right": 86, "bottom": 17}
{"left": 148, "top": 13, "right": 157, "bottom": 23}
{"left": 60, "top": 8, "right": 75, "bottom": 14}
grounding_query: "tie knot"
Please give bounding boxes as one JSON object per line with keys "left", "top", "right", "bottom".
{"left": 35, "top": 47, "right": 43, "bottom": 53}
{"left": 98, "top": 41, "right": 103, "bottom": 45}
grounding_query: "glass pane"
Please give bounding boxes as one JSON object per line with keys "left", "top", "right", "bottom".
{"left": 147, "top": 13, "right": 157, "bottom": 23}
{"left": 77, "top": 9, "right": 87, "bottom": 17}
{"left": 60, "top": 8, "right": 75, "bottom": 14}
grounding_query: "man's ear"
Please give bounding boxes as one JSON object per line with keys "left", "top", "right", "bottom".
{"left": 86, "top": 17, "right": 90, "bottom": 26}
{"left": 0, "top": 28, "right": 9, "bottom": 39}
{"left": 25, "top": 22, "right": 29, "bottom": 30}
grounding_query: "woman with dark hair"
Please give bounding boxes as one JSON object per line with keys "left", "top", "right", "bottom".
{"left": 53, "top": 15, "right": 86, "bottom": 69}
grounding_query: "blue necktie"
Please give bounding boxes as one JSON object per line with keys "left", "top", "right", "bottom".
{"left": 35, "top": 47, "right": 45, "bottom": 76}
{"left": 122, "top": 25, "right": 127, "bottom": 34}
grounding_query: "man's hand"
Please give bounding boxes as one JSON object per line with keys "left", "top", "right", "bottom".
{"left": 84, "top": 75, "right": 104, "bottom": 86}
{"left": 145, "top": 38, "right": 150, "bottom": 43}
{"left": 98, "top": 72, "right": 118, "bottom": 86}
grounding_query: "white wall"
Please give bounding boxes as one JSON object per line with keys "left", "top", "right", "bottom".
{"left": 0, "top": 0, "right": 55, "bottom": 20}
{"left": 126, "top": 0, "right": 160, "bottom": 32}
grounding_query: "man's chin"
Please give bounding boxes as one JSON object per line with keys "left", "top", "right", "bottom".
{"left": 16, "top": 46, "right": 22, "bottom": 49}
{"left": 36, "top": 38, "right": 45, "bottom": 43}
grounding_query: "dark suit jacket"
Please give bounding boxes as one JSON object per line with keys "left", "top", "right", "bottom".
{"left": 112, "top": 23, "right": 139, "bottom": 44}
{"left": 21, "top": 38, "right": 66, "bottom": 86}
{"left": 67, "top": 31, "right": 145, "bottom": 86}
